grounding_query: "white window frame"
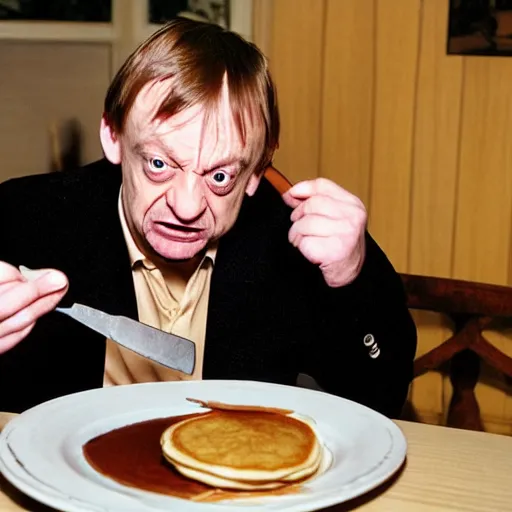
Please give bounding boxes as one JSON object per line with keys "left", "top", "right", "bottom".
{"left": 0, "top": 0, "right": 253, "bottom": 76}
{"left": 0, "top": 0, "right": 253, "bottom": 42}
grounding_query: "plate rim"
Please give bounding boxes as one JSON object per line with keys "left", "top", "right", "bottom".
{"left": 0, "top": 380, "right": 407, "bottom": 512}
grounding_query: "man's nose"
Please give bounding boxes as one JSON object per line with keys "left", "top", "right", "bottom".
{"left": 166, "top": 172, "right": 207, "bottom": 223}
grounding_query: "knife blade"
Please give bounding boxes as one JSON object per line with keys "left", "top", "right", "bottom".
{"left": 55, "top": 304, "right": 196, "bottom": 375}
{"left": 18, "top": 265, "right": 196, "bottom": 375}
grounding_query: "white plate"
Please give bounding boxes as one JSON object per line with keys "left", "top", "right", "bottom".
{"left": 0, "top": 380, "right": 406, "bottom": 511}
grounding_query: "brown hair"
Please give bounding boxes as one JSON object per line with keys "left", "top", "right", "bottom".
{"left": 104, "top": 17, "right": 279, "bottom": 172}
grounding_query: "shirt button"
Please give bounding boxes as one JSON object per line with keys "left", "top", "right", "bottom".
{"left": 363, "top": 334, "right": 374, "bottom": 347}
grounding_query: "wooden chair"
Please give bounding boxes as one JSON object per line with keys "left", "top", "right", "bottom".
{"left": 401, "top": 274, "right": 512, "bottom": 431}
{"left": 264, "top": 165, "right": 512, "bottom": 432}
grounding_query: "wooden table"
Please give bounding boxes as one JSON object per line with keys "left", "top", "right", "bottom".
{"left": 1, "top": 412, "right": 512, "bottom": 512}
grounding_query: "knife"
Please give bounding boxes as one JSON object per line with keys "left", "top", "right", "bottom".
{"left": 19, "top": 263, "right": 196, "bottom": 375}
{"left": 55, "top": 304, "right": 196, "bottom": 375}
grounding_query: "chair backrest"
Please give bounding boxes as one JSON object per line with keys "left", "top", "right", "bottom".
{"left": 401, "top": 274, "right": 512, "bottom": 318}
{"left": 402, "top": 273, "right": 512, "bottom": 431}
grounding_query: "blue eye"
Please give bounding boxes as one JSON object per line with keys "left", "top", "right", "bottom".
{"left": 149, "top": 158, "right": 167, "bottom": 172}
{"left": 212, "top": 171, "right": 230, "bottom": 184}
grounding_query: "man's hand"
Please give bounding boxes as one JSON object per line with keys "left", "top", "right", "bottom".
{"left": 282, "top": 178, "right": 367, "bottom": 288}
{"left": 0, "top": 262, "right": 68, "bottom": 354}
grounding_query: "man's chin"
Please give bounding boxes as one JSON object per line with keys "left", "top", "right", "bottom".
{"left": 150, "top": 238, "right": 208, "bottom": 263}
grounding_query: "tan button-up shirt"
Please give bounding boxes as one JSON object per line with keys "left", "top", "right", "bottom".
{"left": 103, "top": 189, "right": 217, "bottom": 386}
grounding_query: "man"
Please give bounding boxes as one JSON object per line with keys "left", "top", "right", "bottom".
{"left": 0, "top": 18, "right": 416, "bottom": 416}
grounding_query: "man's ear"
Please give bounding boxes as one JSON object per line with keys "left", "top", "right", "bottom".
{"left": 99, "top": 116, "right": 121, "bottom": 164}
{"left": 245, "top": 170, "right": 264, "bottom": 197}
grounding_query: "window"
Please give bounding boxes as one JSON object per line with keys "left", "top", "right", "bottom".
{"left": 0, "top": 0, "right": 112, "bottom": 23}
{"left": 148, "top": 0, "right": 229, "bottom": 28}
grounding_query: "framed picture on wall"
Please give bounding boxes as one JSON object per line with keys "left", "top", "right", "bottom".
{"left": 148, "top": 0, "right": 229, "bottom": 29}
{"left": 0, "top": 0, "right": 112, "bottom": 22}
{"left": 130, "top": 0, "right": 250, "bottom": 57}
{"left": 447, "top": 0, "right": 512, "bottom": 55}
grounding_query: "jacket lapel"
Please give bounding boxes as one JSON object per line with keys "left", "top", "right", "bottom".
{"left": 59, "top": 161, "right": 138, "bottom": 321}
{"left": 202, "top": 179, "right": 281, "bottom": 379}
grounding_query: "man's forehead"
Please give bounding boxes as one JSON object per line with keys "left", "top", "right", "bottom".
{"left": 128, "top": 87, "right": 234, "bottom": 137}
{"left": 128, "top": 77, "right": 228, "bottom": 127}
{"left": 127, "top": 102, "right": 242, "bottom": 155}
{"left": 128, "top": 112, "right": 245, "bottom": 155}
{"left": 128, "top": 93, "right": 204, "bottom": 136}
{"left": 126, "top": 115, "right": 251, "bottom": 171}
{"left": 122, "top": 78, "right": 264, "bottom": 168}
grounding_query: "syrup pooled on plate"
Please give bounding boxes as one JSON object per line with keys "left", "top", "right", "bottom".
{"left": 83, "top": 404, "right": 319, "bottom": 503}
{"left": 84, "top": 414, "right": 211, "bottom": 500}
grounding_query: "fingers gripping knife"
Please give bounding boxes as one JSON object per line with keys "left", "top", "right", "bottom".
{"left": 19, "top": 266, "right": 196, "bottom": 375}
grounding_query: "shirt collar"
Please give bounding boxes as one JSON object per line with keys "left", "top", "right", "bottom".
{"left": 117, "top": 186, "right": 217, "bottom": 271}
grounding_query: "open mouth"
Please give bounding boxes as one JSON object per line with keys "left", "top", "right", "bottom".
{"left": 154, "top": 222, "right": 206, "bottom": 242}
{"left": 157, "top": 222, "right": 203, "bottom": 233}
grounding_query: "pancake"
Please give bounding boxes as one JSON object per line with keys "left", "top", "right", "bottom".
{"left": 160, "top": 408, "right": 322, "bottom": 490}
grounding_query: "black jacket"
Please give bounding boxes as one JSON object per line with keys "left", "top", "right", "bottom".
{"left": 0, "top": 159, "right": 417, "bottom": 416}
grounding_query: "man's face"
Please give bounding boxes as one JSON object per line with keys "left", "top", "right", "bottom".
{"left": 102, "top": 80, "right": 262, "bottom": 262}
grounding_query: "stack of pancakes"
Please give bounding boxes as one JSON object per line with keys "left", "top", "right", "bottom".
{"left": 160, "top": 408, "right": 323, "bottom": 491}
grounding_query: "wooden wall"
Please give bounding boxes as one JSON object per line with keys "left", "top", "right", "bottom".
{"left": 254, "top": 0, "right": 512, "bottom": 434}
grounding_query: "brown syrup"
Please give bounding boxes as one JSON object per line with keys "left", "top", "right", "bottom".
{"left": 83, "top": 412, "right": 304, "bottom": 503}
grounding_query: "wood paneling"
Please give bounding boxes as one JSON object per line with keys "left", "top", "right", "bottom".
{"left": 409, "top": 0, "right": 463, "bottom": 279}
{"left": 252, "top": 0, "right": 274, "bottom": 59}
{"left": 267, "top": 0, "right": 326, "bottom": 184}
{"left": 368, "top": 0, "right": 422, "bottom": 271}
{"left": 407, "top": 0, "right": 463, "bottom": 426}
{"left": 453, "top": 58, "right": 512, "bottom": 285}
{"left": 319, "top": 0, "right": 374, "bottom": 206}
{"left": 257, "top": 0, "right": 512, "bottom": 433}
{"left": 453, "top": 56, "right": 512, "bottom": 431}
